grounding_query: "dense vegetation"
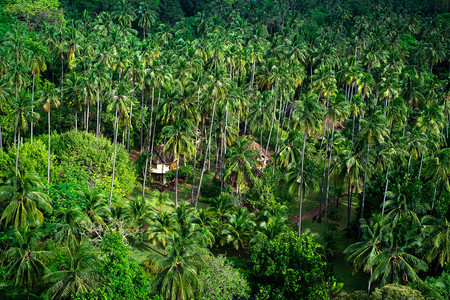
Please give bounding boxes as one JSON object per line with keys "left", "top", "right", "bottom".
{"left": 0, "top": 0, "right": 449, "bottom": 299}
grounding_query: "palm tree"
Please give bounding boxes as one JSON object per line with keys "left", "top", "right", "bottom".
{"left": 162, "top": 119, "right": 196, "bottom": 207}
{"left": 2, "top": 228, "right": 52, "bottom": 299}
{"left": 38, "top": 81, "right": 60, "bottom": 184}
{"left": 6, "top": 90, "right": 40, "bottom": 175}
{"left": 44, "top": 242, "right": 101, "bottom": 299}
{"left": 345, "top": 217, "right": 385, "bottom": 294}
{"left": 358, "top": 111, "right": 388, "bottom": 225}
{"left": 125, "top": 196, "right": 154, "bottom": 230}
{"left": 79, "top": 189, "right": 110, "bottom": 227}
{"left": 422, "top": 216, "right": 450, "bottom": 268}
{"left": 107, "top": 86, "right": 130, "bottom": 209}
{"left": 148, "top": 234, "right": 206, "bottom": 300}
{"left": 52, "top": 207, "right": 85, "bottom": 250}
{"left": 290, "top": 93, "right": 323, "bottom": 236}
{"left": 221, "top": 207, "right": 256, "bottom": 251}
{"left": 0, "top": 172, "right": 52, "bottom": 229}
{"left": 424, "top": 148, "right": 450, "bottom": 210}
{"left": 223, "top": 137, "right": 259, "bottom": 200}
{"left": 29, "top": 45, "right": 47, "bottom": 144}
{"left": 138, "top": 0, "right": 158, "bottom": 39}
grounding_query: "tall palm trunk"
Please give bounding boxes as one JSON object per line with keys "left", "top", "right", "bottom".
{"left": 142, "top": 87, "right": 155, "bottom": 200}
{"left": 263, "top": 88, "right": 276, "bottom": 170}
{"left": 195, "top": 97, "right": 217, "bottom": 209}
{"left": 86, "top": 100, "right": 90, "bottom": 132}
{"left": 140, "top": 73, "right": 145, "bottom": 151}
{"left": 418, "top": 153, "right": 424, "bottom": 180}
{"left": 297, "top": 127, "right": 308, "bottom": 237}
{"left": 324, "top": 124, "right": 335, "bottom": 232}
{"left": 31, "top": 74, "right": 35, "bottom": 144}
{"left": 96, "top": 85, "right": 100, "bottom": 137}
{"left": 359, "top": 142, "right": 371, "bottom": 238}
{"left": 0, "top": 123, "right": 3, "bottom": 151}
{"left": 347, "top": 176, "right": 352, "bottom": 227}
{"left": 272, "top": 92, "right": 283, "bottom": 175}
{"left": 319, "top": 129, "right": 330, "bottom": 220}
{"left": 174, "top": 156, "right": 180, "bottom": 207}
{"left": 191, "top": 91, "right": 201, "bottom": 200}
{"left": 431, "top": 178, "right": 438, "bottom": 211}
{"left": 127, "top": 76, "right": 135, "bottom": 153}
{"left": 381, "top": 166, "right": 389, "bottom": 215}
{"left": 109, "top": 108, "right": 119, "bottom": 209}
{"left": 147, "top": 89, "right": 161, "bottom": 185}
{"left": 406, "top": 155, "right": 412, "bottom": 185}
{"left": 47, "top": 108, "right": 51, "bottom": 184}
{"left": 15, "top": 127, "right": 21, "bottom": 175}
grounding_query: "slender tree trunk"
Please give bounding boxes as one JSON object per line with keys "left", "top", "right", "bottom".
{"left": 75, "top": 112, "right": 78, "bottom": 132}
{"left": 191, "top": 91, "right": 201, "bottom": 200}
{"left": 15, "top": 128, "right": 20, "bottom": 175}
{"left": 47, "top": 108, "right": 51, "bottom": 184}
{"left": 347, "top": 178, "right": 352, "bottom": 227}
{"left": 359, "top": 142, "right": 371, "bottom": 238}
{"left": 109, "top": 108, "right": 119, "bottom": 209}
{"left": 263, "top": 89, "right": 276, "bottom": 170}
{"left": 381, "top": 166, "right": 389, "bottom": 216}
{"left": 418, "top": 153, "right": 424, "bottom": 180}
{"left": 127, "top": 100, "right": 133, "bottom": 153}
{"left": 250, "top": 60, "right": 256, "bottom": 90}
{"left": 140, "top": 73, "right": 145, "bottom": 151}
{"left": 142, "top": 87, "right": 155, "bottom": 200}
{"left": 31, "top": 74, "right": 35, "bottom": 144}
{"left": 368, "top": 267, "right": 373, "bottom": 296}
{"left": 148, "top": 89, "right": 161, "bottom": 185}
{"left": 96, "top": 85, "right": 100, "bottom": 137}
{"left": 431, "top": 178, "right": 438, "bottom": 210}
{"left": 298, "top": 127, "right": 307, "bottom": 237}
{"left": 324, "top": 125, "right": 335, "bottom": 232}
{"left": 0, "top": 123, "right": 3, "bottom": 152}
{"left": 319, "top": 129, "right": 330, "bottom": 220}
{"left": 86, "top": 101, "right": 90, "bottom": 132}
{"left": 220, "top": 111, "right": 228, "bottom": 192}
{"left": 195, "top": 97, "right": 217, "bottom": 209}
{"left": 406, "top": 155, "right": 412, "bottom": 185}
{"left": 174, "top": 156, "right": 180, "bottom": 207}
{"left": 272, "top": 91, "right": 283, "bottom": 175}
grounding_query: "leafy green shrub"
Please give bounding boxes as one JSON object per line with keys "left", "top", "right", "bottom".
{"left": 197, "top": 254, "right": 250, "bottom": 300}
{"left": 200, "top": 176, "right": 221, "bottom": 199}
{"left": 371, "top": 284, "right": 424, "bottom": 300}
{"left": 166, "top": 165, "right": 194, "bottom": 182}
{"left": 51, "top": 131, "right": 136, "bottom": 197}
{"left": 249, "top": 231, "right": 330, "bottom": 300}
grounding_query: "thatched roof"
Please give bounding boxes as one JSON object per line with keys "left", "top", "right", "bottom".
{"left": 248, "top": 141, "right": 272, "bottom": 161}
{"left": 153, "top": 144, "right": 176, "bottom": 164}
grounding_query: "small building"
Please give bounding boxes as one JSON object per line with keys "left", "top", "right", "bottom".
{"left": 248, "top": 141, "right": 272, "bottom": 169}
{"left": 151, "top": 144, "right": 177, "bottom": 183}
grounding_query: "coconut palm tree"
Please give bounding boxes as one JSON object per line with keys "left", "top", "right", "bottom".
{"left": 44, "top": 242, "right": 101, "bottom": 299}
{"left": 38, "top": 81, "right": 60, "bottom": 184}
{"left": 422, "top": 216, "right": 450, "bottom": 268}
{"left": 6, "top": 90, "right": 40, "bottom": 175}
{"left": 107, "top": 86, "right": 130, "bottom": 209}
{"left": 223, "top": 137, "right": 259, "bottom": 200}
{"left": 148, "top": 234, "right": 206, "bottom": 300}
{"left": 162, "top": 119, "right": 196, "bottom": 207}
{"left": 221, "top": 207, "right": 256, "bottom": 251}
{"left": 2, "top": 228, "right": 52, "bottom": 299}
{"left": 424, "top": 148, "right": 450, "bottom": 210}
{"left": 0, "top": 172, "right": 52, "bottom": 229}
{"left": 290, "top": 92, "right": 323, "bottom": 236}
{"left": 358, "top": 111, "right": 388, "bottom": 224}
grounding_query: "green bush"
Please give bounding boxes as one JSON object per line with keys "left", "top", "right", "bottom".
{"left": 371, "top": 284, "right": 424, "bottom": 300}
{"left": 166, "top": 165, "right": 194, "bottom": 182}
{"left": 51, "top": 131, "right": 136, "bottom": 197}
{"left": 197, "top": 254, "right": 250, "bottom": 300}
{"left": 249, "top": 231, "right": 330, "bottom": 300}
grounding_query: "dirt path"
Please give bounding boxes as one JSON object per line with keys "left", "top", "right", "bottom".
{"left": 290, "top": 196, "right": 341, "bottom": 223}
